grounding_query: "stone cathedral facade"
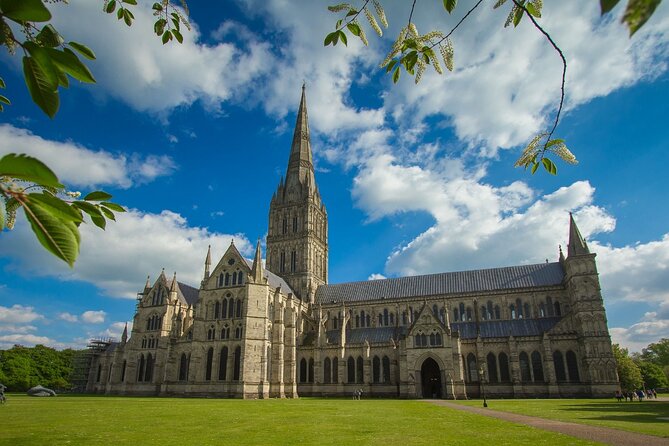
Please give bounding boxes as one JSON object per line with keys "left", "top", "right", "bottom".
{"left": 87, "top": 87, "right": 618, "bottom": 399}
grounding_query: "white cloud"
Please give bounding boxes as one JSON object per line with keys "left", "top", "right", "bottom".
{"left": 0, "top": 304, "right": 44, "bottom": 325}
{"left": 0, "top": 209, "right": 252, "bottom": 298}
{"left": 0, "top": 333, "right": 66, "bottom": 350}
{"left": 46, "top": 1, "right": 274, "bottom": 113}
{"left": 0, "top": 125, "right": 176, "bottom": 188}
{"left": 81, "top": 310, "right": 106, "bottom": 324}
{"left": 611, "top": 308, "right": 669, "bottom": 352}
{"left": 368, "top": 273, "right": 387, "bottom": 281}
{"left": 94, "top": 321, "right": 133, "bottom": 341}
{"left": 58, "top": 312, "right": 79, "bottom": 323}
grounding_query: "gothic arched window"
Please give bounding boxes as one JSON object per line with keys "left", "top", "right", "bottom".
{"left": 519, "top": 352, "right": 531, "bottom": 382}
{"left": 531, "top": 351, "right": 544, "bottom": 382}
{"left": 487, "top": 353, "right": 498, "bottom": 383}
{"left": 356, "top": 356, "right": 364, "bottom": 383}
{"left": 300, "top": 358, "right": 307, "bottom": 383}
{"left": 553, "top": 351, "right": 566, "bottom": 381}
{"left": 205, "top": 348, "right": 213, "bottom": 381}
{"left": 347, "top": 356, "right": 355, "bottom": 383}
{"left": 324, "top": 357, "right": 331, "bottom": 384}
{"left": 372, "top": 356, "right": 380, "bottom": 383}
{"left": 179, "top": 353, "right": 188, "bottom": 381}
{"left": 233, "top": 346, "right": 241, "bottom": 381}
{"left": 236, "top": 299, "right": 243, "bottom": 318}
{"left": 219, "top": 347, "right": 228, "bottom": 380}
{"left": 499, "top": 352, "right": 510, "bottom": 382}
{"left": 566, "top": 350, "right": 580, "bottom": 382}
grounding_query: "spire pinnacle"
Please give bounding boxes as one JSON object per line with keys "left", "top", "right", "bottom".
{"left": 144, "top": 275, "right": 151, "bottom": 293}
{"left": 285, "top": 85, "right": 315, "bottom": 194}
{"left": 204, "top": 245, "right": 211, "bottom": 280}
{"left": 567, "top": 213, "right": 590, "bottom": 256}
{"left": 251, "top": 239, "right": 264, "bottom": 283}
{"left": 121, "top": 322, "right": 128, "bottom": 343}
{"left": 170, "top": 272, "right": 178, "bottom": 293}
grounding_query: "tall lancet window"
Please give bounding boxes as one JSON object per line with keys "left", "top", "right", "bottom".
{"left": 280, "top": 251, "right": 286, "bottom": 273}
{"left": 290, "top": 251, "right": 297, "bottom": 272}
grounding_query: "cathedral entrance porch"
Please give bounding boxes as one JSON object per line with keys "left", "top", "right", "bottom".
{"left": 420, "top": 358, "right": 442, "bottom": 399}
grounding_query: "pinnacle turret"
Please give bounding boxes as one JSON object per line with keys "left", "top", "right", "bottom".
{"left": 567, "top": 213, "right": 590, "bottom": 256}
{"left": 170, "top": 272, "right": 178, "bottom": 293}
{"left": 204, "top": 245, "right": 211, "bottom": 279}
{"left": 251, "top": 239, "right": 264, "bottom": 283}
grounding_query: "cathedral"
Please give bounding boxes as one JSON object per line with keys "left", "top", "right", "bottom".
{"left": 87, "top": 87, "right": 619, "bottom": 399}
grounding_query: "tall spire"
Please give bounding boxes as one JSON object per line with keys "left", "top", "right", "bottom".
{"left": 121, "top": 322, "right": 128, "bottom": 343}
{"left": 251, "top": 239, "right": 264, "bottom": 283}
{"left": 285, "top": 84, "right": 316, "bottom": 193}
{"left": 204, "top": 245, "right": 211, "bottom": 279}
{"left": 170, "top": 272, "right": 178, "bottom": 293}
{"left": 567, "top": 213, "right": 590, "bottom": 256}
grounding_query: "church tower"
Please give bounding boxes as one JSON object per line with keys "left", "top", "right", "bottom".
{"left": 266, "top": 85, "right": 328, "bottom": 302}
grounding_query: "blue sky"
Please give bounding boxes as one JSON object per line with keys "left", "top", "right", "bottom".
{"left": 1, "top": 0, "right": 668, "bottom": 352}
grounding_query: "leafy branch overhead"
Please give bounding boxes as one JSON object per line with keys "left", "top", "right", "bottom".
{"left": 0, "top": 154, "right": 126, "bottom": 267}
{"left": 325, "top": 0, "right": 662, "bottom": 175}
{"left": 0, "top": 1, "right": 190, "bottom": 267}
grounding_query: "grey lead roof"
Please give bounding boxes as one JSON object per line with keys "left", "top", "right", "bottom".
{"left": 326, "top": 327, "right": 406, "bottom": 345}
{"left": 315, "top": 262, "right": 565, "bottom": 304}
{"left": 178, "top": 282, "right": 199, "bottom": 305}
{"left": 452, "top": 317, "right": 563, "bottom": 339}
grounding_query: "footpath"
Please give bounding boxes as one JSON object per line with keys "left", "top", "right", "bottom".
{"left": 427, "top": 399, "right": 669, "bottom": 446}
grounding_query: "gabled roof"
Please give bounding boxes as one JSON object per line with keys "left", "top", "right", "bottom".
{"left": 452, "top": 317, "right": 562, "bottom": 339}
{"left": 315, "top": 262, "right": 565, "bottom": 304}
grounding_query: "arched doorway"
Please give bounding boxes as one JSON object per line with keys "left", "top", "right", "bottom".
{"left": 421, "top": 358, "right": 442, "bottom": 398}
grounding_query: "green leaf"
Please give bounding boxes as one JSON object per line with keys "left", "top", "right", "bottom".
{"left": 347, "top": 22, "right": 361, "bottom": 36}
{"left": 162, "top": 30, "right": 172, "bottom": 44}
{"left": 392, "top": 66, "right": 400, "bottom": 83}
{"left": 84, "top": 191, "right": 113, "bottom": 202}
{"left": 99, "top": 206, "right": 116, "bottom": 221}
{"left": 123, "top": 8, "right": 134, "bottom": 26}
{"left": 105, "top": 0, "right": 117, "bottom": 14}
{"left": 24, "top": 42, "right": 59, "bottom": 89}
{"left": 338, "top": 30, "right": 347, "bottom": 46}
{"left": 154, "top": 18, "right": 167, "bottom": 35}
{"left": 117, "top": 6, "right": 124, "bottom": 20}
{"left": 0, "top": 0, "right": 52, "bottom": 22}
{"left": 545, "top": 138, "right": 565, "bottom": 148}
{"left": 526, "top": 3, "right": 541, "bottom": 18}
{"left": 45, "top": 48, "right": 96, "bottom": 84}
{"left": 385, "top": 59, "right": 398, "bottom": 73}
{"left": 0, "top": 77, "right": 5, "bottom": 89}
{"left": 0, "top": 94, "right": 10, "bottom": 105}
{"left": 28, "top": 193, "right": 83, "bottom": 224}
{"left": 531, "top": 162, "right": 539, "bottom": 174}
{"left": 600, "top": 0, "right": 622, "bottom": 14}
{"left": 101, "top": 202, "right": 126, "bottom": 212}
{"left": 443, "top": 0, "right": 458, "bottom": 13}
{"left": 68, "top": 42, "right": 96, "bottom": 60}
{"left": 0, "top": 153, "right": 63, "bottom": 188}
{"left": 36, "top": 24, "right": 64, "bottom": 48}
{"left": 56, "top": 69, "right": 69, "bottom": 88}
{"left": 72, "top": 201, "right": 106, "bottom": 230}
{"left": 173, "top": 29, "right": 184, "bottom": 44}
{"left": 152, "top": 2, "right": 163, "bottom": 11}
{"left": 622, "top": 0, "right": 661, "bottom": 36}
{"left": 513, "top": 5, "right": 524, "bottom": 27}
{"left": 21, "top": 197, "right": 80, "bottom": 267}
{"left": 542, "top": 157, "right": 557, "bottom": 175}
{"left": 324, "top": 31, "right": 337, "bottom": 46}
{"left": 22, "top": 56, "right": 59, "bottom": 118}
{"left": 123, "top": 0, "right": 138, "bottom": 4}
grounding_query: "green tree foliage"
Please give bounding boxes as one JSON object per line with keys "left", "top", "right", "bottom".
{"left": 613, "top": 343, "right": 643, "bottom": 391}
{"left": 635, "top": 360, "right": 669, "bottom": 389}
{"left": 325, "top": 0, "right": 662, "bottom": 175}
{"left": 0, "top": 1, "right": 189, "bottom": 266}
{"left": 0, "top": 344, "right": 77, "bottom": 392}
{"left": 640, "top": 338, "right": 669, "bottom": 366}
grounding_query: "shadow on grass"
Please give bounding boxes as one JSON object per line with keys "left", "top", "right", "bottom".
{"left": 558, "top": 401, "right": 669, "bottom": 424}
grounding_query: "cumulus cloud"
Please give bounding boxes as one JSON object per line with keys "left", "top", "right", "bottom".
{"left": 58, "top": 312, "right": 79, "bottom": 323}
{"left": 0, "top": 125, "right": 176, "bottom": 188}
{"left": 81, "top": 311, "right": 106, "bottom": 324}
{"left": 0, "top": 305, "right": 44, "bottom": 325}
{"left": 45, "top": 1, "right": 274, "bottom": 113}
{"left": 368, "top": 273, "right": 387, "bottom": 281}
{"left": 0, "top": 333, "right": 66, "bottom": 350}
{"left": 611, "top": 308, "right": 669, "bottom": 352}
{"left": 0, "top": 209, "right": 252, "bottom": 298}
{"left": 381, "top": 1, "right": 669, "bottom": 153}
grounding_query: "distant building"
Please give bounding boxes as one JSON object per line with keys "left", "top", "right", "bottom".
{"left": 88, "top": 87, "right": 618, "bottom": 399}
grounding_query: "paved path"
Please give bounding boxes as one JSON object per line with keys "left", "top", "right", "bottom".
{"left": 427, "top": 400, "right": 669, "bottom": 446}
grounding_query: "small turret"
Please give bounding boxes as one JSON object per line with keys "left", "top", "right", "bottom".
{"left": 567, "top": 213, "right": 590, "bottom": 257}
{"left": 143, "top": 275, "right": 151, "bottom": 294}
{"left": 204, "top": 245, "right": 211, "bottom": 279}
{"left": 251, "top": 239, "right": 265, "bottom": 284}
{"left": 169, "top": 272, "right": 178, "bottom": 302}
{"left": 121, "top": 322, "right": 128, "bottom": 343}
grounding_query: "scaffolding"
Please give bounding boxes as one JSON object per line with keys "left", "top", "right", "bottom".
{"left": 70, "top": 338, "right": 115, "bottom": 392}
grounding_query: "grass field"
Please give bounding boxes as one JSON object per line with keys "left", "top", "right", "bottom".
{"left": 0, "top": 395, "right": 604, "bottom": 446}
{"left": 454, "top": 398, "right": 669, "bottom": 438}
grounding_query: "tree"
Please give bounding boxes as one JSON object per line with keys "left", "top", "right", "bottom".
{"left": 640, "top": 338, "right": 669, "bottom": 366}
{"left": 0, "top": 344, "right": 78, "bottom": 391}
{"left": 635, "top": 360, "right": 669, "bottom": 389}
{"left": 0, "top": 0, "right": 189, "bottom": 266}
{"left": 613, "top": 343, "right": 643, "bottom": 391}
{"left": 325, "top": 0, "right": 663, "bottom": 175}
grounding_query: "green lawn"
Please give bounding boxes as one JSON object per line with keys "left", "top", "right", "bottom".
{"left": 0, "top": 394, "right": 600, "bottom": 446}
{"left": 454, "top": 398, "right": 669, "bottom": 438}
